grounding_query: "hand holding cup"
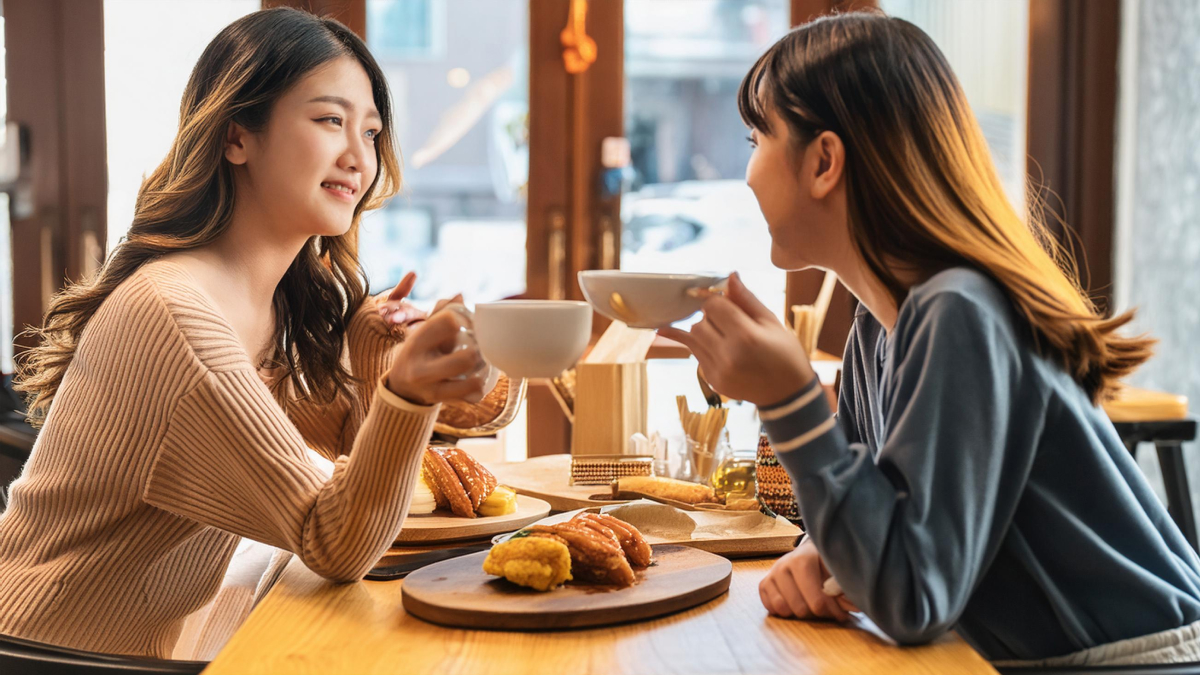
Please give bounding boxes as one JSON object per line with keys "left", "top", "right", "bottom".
{"left": 385, "top": 299, "right": 490, "bottom": 406}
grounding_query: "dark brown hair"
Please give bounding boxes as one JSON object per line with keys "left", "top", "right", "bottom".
{"left": 17, "top": 7, "right": 402, "bottom": 425}
{"left": 738, "top": 12, "right": 1151, "bottom": 402}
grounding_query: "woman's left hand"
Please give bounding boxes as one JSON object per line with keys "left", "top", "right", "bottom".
{"left": 378, "top": 271, "right": 428, "bottom": 327}
{"left": 658, "top": 272, "right": 816, "bottom": 408}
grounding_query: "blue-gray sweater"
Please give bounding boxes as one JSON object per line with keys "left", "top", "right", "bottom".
{"left": 760, "top": 267, "right": 1200, "bottom": 661}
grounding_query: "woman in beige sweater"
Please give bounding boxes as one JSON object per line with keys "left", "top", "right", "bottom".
{"left": 0, "top": 8, "right": 491, "bottom": 657}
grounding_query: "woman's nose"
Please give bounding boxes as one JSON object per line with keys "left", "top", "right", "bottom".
{"left": 338, "top": 148, "right": 359, "bottom": 173}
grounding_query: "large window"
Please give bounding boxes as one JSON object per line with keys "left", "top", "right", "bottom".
{"left": 881, "top": 0, "right": 1029, "bottom": 207}
{"left": 363, "top": 0, "right": 528, "bottom": 304}
{"left": 622, "top": 0, "right": 792, "bottom": 455}
{"left": 1116, "top": 0, "right": 1200, "bottom": 503}
{"left": 621, "top": 0, "right": 790, "bottom": 324}
{"left": 104, "top": 0, "right": 260, "bottom": 252}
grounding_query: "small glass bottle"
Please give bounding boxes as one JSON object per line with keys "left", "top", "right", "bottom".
{"left": 711, "top": 436, "right": 757, "bottom": 498}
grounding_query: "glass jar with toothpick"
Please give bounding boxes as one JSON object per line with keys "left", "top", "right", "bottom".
{"left": 676, "top": 395, "right": 730, "bottom": 485}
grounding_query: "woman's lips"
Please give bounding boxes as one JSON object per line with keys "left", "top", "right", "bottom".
{"left": 321, "top": 182, "right": 356, "bottom": 202}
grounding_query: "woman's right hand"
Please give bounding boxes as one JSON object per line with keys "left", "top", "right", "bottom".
{"left": 385, "top": 304, "right": 488, "bottom": 406}
{"left": 759, "top": 537, "right": 855, "bottom": 622}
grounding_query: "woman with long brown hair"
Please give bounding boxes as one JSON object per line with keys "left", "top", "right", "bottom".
{"left": 662, "top": 12, "right": 1200, "bottom": 667}
{"left": 0, "top": 8, "right": 495, "bottom": 657}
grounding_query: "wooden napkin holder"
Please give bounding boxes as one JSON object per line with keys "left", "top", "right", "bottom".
{"left": 572, "top": 362, "right": 649, "bottom": 456}
{"left": 570, "top": 320, "right": 655, "bottom": 457}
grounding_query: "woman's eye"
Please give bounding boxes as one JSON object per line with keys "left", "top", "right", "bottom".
{"left": 318, "top": 116, "right": 343, "bottom": 127}
{"left": 746, "top": 135, "right": 757, "bottom": 148}
{"left": 365, "top": 129, "right": 379, "bottom": 141}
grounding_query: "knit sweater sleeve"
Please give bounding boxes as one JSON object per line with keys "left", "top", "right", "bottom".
{"left": 145, "top": 371, "right": 435, "bottom": 582}
{"left": 759, "top": 287, "right": 1046, "bottom": 645}
{"left": 135, "top": 269, "right": 439, "bottom": 582}
{"left": 281, "top": 293, "right": 402, "bottom": 461}
{"left": 298, "top": 292, "right": 515, "bottom": 445}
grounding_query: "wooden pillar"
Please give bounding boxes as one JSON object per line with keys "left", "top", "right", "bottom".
{"left": 1026, "top": 0, "right": 1120, "bottom": 312}
{"left": 5, "top": 0, "right": 107, "bottom": 354}
{"left": 262, "top": 0, "right": 366, "bottom": 38}
{"left": 528, "top": 0, "right": 622, "bottom": 303}
{"left": 525, "top": 0, "right": 623, "bottom": 457}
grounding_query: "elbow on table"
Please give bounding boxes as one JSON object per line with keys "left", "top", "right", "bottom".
{"left": 299, "top": 537, "right": 380, "bottom": 582}
{"left": 299, "top": 513, "right": 395, "bottom": 582}
{"left": 871, "top": 610, "right": 957, "bottom": 647}
{"left": 305, "top": 555, "right": 375, "bottom": 583}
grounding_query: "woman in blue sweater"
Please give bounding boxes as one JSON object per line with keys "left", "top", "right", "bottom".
{"left": 660, "top": 12, "right": 1200, "bottom": 667}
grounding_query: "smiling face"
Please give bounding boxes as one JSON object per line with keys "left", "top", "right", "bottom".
{"left": 225, "top": 56, "right": 382, "bottom": 240}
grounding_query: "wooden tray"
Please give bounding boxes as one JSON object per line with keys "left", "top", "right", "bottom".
{"left": 401, "top": 545, "right": 731, "bottom": 630}
{"left": 487, "top": 455, "right": 627, "bottom": 512}
{"left": 511, "top": 502, "right": 803, "bottom": 559}
{"left": 396, "top": 495, "right": 551, "bottom": 544}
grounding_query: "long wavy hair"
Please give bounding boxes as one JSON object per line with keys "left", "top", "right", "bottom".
{"left": 16, "top": 7, "right": 401, "bottom": 426}
{"left": 738, "top": 12, "right": 1151, "bottom": 403}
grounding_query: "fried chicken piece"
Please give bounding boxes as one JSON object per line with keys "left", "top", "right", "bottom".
{"left": 421, "top": 464, "right": 450, "bottom": 512}
{"left": 483, "top": 536, "right": 572, "bottom": 591}
{"left": 477, "top": 457, "right": 498, "bottom": 496}
{"left": 421, "top": 449, "right": 475, "bottom": 518}
{"left": 439, "top": 447, "right": 490, "bottom": 510}
{"left": 528, "top": 522, "right": 635, "bottom": 587}
{"left": 572, "top": 513, "right": 654, "bottom": 568}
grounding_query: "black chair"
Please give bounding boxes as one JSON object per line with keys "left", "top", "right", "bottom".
{"left": 1117, "top": 418, "right": 1200, "bottom": 552}
{"left": 0, "top": 374, "right": 35, "bottom": 512}
{"left": 0, "top": 634, "right": 206, "bottom": 675}
{"left": 997, "top": 664, "right": 1200, "bottom": 674}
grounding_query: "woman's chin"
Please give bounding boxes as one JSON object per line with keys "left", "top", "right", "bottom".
{"left": 770, "top": 244, "right": 807, "bottom": 271}
{"left": 314, "top": 219, "right": 353, "bottom": 239}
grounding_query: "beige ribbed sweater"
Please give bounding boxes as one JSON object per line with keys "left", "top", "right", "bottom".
{"left": 0, "top": 260, "right": 440, "bottom": 657}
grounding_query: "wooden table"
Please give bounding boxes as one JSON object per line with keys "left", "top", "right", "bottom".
{"left": 203, "top": 556, "right": 995, "bottom": 675}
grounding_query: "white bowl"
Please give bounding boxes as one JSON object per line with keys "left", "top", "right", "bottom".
{"left": 578, "top": 271, "right": 724, "bottom": 329}
{"left": 473, "top": 301, "right": 592, "bottom": 379}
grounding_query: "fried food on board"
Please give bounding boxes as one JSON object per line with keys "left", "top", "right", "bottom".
{"left": 573, "top": 512, "right": 653, "bottom": 568}
{"left": 483, "top": 513, "right": 654, "bottom": 591}
{"left": 615, "top": 476, "right": 720, "bottom": 505}
{"left": 482, "top": 535, "right": 572, "bottom": 592}
{"left": 417, "top": 446, "right": 514, "bottom": 518}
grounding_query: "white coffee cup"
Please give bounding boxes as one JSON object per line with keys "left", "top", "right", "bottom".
{"left": 473, "top": 300, "right": 592, "bottom": 379}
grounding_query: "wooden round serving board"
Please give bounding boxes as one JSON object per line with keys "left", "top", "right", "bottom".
{"left": 396, "top": 495, "right": 551, "bottom": 544}
{"left": 401, "top": 544, "right": 732, "bottom": 630}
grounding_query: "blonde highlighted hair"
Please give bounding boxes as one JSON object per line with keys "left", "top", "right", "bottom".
{"left": 16, "top": 8, "right": 402, "bottom": 425}
{"left": 739, "top": 12, "right": 1151, "bottom": 403}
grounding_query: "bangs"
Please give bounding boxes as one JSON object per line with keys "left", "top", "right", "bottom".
{"left": 737, "top": 47, "right": 776, "bottom": 134}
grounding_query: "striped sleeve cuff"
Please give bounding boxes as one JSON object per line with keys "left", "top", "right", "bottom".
{"left": 375, "top": 375, "right": 442, "bottom": 416}
{"left": 759, "top": 377, "right": 835, "bottom": 450}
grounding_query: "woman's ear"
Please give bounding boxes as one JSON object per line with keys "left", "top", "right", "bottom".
{"left": 224, "top": 122, "right": 250, "bottom": 166}
{"left": 810, "top": 130, "right": 845, "bottom": 200}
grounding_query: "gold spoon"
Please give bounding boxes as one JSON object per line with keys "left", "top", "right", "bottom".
{"left": 697, "top": 365, "right": 723, "bottom": 408}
